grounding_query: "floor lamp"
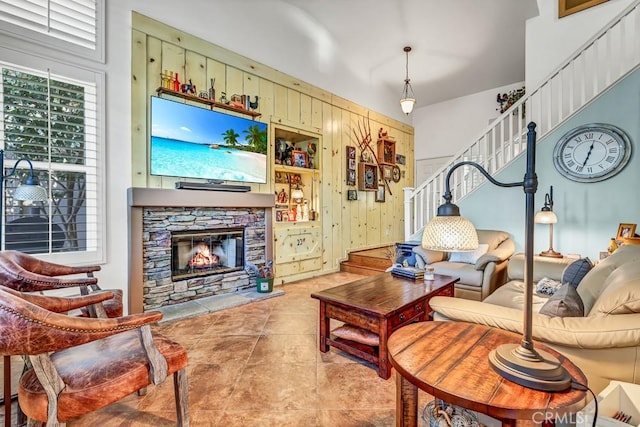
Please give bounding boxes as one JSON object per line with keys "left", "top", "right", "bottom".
{"left": 422, "top": 122, "right": 571, "bottom": 392}
{"left": 0, "top": 149, "right": 48, "bottom": 426}
{"left": 535, "top": 186, "right": 562, "bottom": 258}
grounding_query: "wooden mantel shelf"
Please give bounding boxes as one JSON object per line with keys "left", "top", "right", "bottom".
{"left": 155, "top": 87, "right": 262, "bottom": 119}
{"left": 127, "top": 187, "right": 275, "bottom": 208}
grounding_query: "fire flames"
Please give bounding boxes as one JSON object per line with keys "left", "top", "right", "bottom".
{"left": 188, "top": 242, "right": 219, "bottom": 268}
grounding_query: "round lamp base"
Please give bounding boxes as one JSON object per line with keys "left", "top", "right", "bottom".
{"left": 489, "top": 344, "right": 571, "bottom": 392}
{"left": 539, "top": 249, "right": 563, "bottom": 258}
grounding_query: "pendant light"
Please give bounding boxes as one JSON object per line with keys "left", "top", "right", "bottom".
{"left": 400, "top": 46, "right": 416, "bottom": 115}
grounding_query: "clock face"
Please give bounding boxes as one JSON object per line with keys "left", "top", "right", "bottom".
{"left": 553, "top": 124, "right": 632, "bottom": 183}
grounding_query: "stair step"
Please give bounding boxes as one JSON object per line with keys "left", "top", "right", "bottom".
{"left": 340, "top": 261, "right": 389, "bottom": 276}
{"left": 340, "top": 245, "right": 395, "bottom": 276}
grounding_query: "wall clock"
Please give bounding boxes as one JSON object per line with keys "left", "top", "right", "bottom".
{"left": 553, "top": 123, "right": 632, "bottom": 183}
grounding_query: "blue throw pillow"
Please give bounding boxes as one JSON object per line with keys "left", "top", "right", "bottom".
{"left": 562, "top": 258, "right": 593, "bottom": 288}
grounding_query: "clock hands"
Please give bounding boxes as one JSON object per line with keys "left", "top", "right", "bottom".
{"left": 582, "top": 141, "right": 596, "bottom": 167}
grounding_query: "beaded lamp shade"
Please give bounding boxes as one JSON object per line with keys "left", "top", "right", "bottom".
{"left": 422, "top": 215, "right": 479, "bottom": 252}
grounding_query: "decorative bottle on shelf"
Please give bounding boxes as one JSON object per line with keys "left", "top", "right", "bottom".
{"left": 608, "top": 238, "right": 618, "bottom": 255}
{"left": 173, "top": 73, "right": 180, "bottom": 92}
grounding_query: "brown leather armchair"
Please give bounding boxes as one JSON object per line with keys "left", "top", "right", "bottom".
{"left": 0, "top": 287, "right": 189, "bottom": 426}
{"left": 0, "top": 250, "right": 122, "bottom": 318}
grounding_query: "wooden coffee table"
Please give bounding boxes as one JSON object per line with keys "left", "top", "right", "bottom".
{"left": 311, "top": 273, "right": 458, "bottom": 379}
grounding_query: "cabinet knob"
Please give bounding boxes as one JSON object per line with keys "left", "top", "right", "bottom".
{"left": 415, "top": 304, "right": 422, "bottom": 311}
{"left": 399, "top": 313, "right": 405, "bottom": 322}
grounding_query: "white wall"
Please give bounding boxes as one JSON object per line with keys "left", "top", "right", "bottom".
{"left": 412, "top": 81, "right": 525, "bottom": 184}
{"left": 526, "top": 0, "right": 635, "bottom": 89}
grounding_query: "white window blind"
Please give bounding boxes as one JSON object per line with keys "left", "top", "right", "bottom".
{"left": 0, "top": 61, "right": 103, "bottom": 264}
{"left": 0, "top": 0, "right": 97, "bottom": 51}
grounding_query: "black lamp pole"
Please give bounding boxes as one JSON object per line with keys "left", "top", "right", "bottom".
{"left": 434, "top": 122, "right": 570, "bottom": 391}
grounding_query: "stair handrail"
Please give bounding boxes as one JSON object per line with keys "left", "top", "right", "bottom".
{"left": 404, "top": 0, "right": 640, "bottom": 240}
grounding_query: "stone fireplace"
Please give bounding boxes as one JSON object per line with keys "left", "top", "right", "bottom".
{"left": 128, "top": 188, "right": 274, "bottom": 313}
{"left": 171, "top": 228, "right": 245, "bottom": 281}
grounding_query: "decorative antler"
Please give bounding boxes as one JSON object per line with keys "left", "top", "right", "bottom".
{"left": 350, "top": 113, "right": 393, "bottom": 195}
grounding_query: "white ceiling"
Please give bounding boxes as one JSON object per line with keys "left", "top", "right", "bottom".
{"left": 277, "top": 0, "right": 539, "bottom": 107}
{"left": 136, "top": 0, "right": 540, "bottom": 121}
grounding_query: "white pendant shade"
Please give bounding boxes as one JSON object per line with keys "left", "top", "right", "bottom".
{"left": 400, "top": 98, "right": 416, "bottom": 115}
{"left": 13, "top": 183, "right": 48, "bottom": 201}
{"left": 422, "top": 215, "right": 479, "bottom": 252}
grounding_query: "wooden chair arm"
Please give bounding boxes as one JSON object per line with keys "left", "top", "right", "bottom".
{"left": 0, "top": 288, "right": 162, "bottom": 355}
{"left": 1, "top": 287, "right": 114, "bottom": 313}
{"left": 0, "top": 258, "right": 99, "bottom": 293}
{"left": 1, "top": 250, "right": 101, "bottom": 277}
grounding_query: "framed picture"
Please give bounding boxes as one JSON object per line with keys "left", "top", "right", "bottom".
{"left": 347, "top": 189, "right": 358, "bottom": 201}
{"left": 559, "top": 0, "right": 609, "bottom": 18}
{"left": 616, "top": 223, "right": 636, "bottom": 239}
{"left": 348, "top": 158, "right": 356, "bottom": 170}
{"left": 346, "top": 145, "right": 356, "bottom": 159}
{"left": 381, "top": 165, "right": 393, "bottom": 181}
{"left": 292, "top": 150, "right": 308, "bottom": 168}
{"left": 375, "top": 185, "right": 385, "bottom": 203}
{"left": 395, "top": 154, "right": 406, "bottom": 165}
{"left": 358, "top": 162, "right": 378, "bottom": 191}
{"left": 346, "top": 169, "right": 356, "bottom": 186}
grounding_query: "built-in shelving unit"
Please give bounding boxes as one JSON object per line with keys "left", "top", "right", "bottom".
{"left": 272, "top": 123, "right": 322, "bottom": 280}
{"left": 156, "top": 87, "right": 262, "bottom": 118}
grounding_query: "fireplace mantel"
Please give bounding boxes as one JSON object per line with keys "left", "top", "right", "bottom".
{"left": 128, "top": 187, "right": 275, "bottom": 313}
{"left": 128, "top": 187, "right": 276, "bottom": 208}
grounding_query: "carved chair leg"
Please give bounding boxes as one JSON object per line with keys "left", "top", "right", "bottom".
{"left": 137, "top": 387, "right": 147, "bottom": 396}
{"left": 28, "top": 355, "right": 65, "bottom": 427}
{"left": 173, "top": 368, "right": 189, "bottom": 427}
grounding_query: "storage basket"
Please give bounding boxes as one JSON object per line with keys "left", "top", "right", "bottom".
{"left": 422, "top": 399, "right": 480, "bottom": 427}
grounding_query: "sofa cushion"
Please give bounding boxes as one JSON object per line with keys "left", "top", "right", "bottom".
{"left": 578, "top": 245, "right": 640, "bottom": 314}
{"left": 331, "top": 324, "right": 379, "bottom": 346}
{"left": 562, "top": 258, "right": 593, "bottom": 287}
{"left": 477, "top": 229, "right": 510, "bottom": 251}
{"left": 507, "top": 253, "right": 574, "bottom": 283}
{"left": 412, "top": 246, "right": 445, "bottom": 268}
{"left": 589, "top": 262, "right": 640, "bottom": 315}
{"left": 539, "top": 284, "right": 584, "bottom": 317}
{"left": 483, "top": 280, "right": 550, "bottom": 311}
{"left": 449, "top": 244, "right": 489, "bottom": 264}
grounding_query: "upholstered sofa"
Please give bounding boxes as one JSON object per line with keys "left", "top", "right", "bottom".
{"left": 430, "top": 244, "right": 640, "bottom": 393}
{"left": 411, "top": 229, "right": 515, "bottom": 301}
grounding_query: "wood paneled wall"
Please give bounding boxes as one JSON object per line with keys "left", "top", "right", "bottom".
{"left": 131, "top": 12, "right": 414, "bottom": 277}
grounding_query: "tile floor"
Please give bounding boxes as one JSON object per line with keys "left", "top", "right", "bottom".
{"left": 6, "top": 272, "right": 437, "bottom": 426}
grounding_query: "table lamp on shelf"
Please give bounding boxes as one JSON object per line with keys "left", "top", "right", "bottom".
{"left": 421, "top": 122, "right": 571, "bottom": 392}
{"left": 535, "top": 186, "right": 562, "bottom": 258}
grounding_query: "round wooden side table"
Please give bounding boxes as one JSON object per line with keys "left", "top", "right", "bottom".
{"left": 388, "top": 321, "right": 588, "bottom": 427}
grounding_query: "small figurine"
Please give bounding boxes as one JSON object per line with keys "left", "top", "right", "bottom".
{"left": 248, "top": 96, "right": 259, "bottom": 110}
{"left": 277, "top": 188, "right": 288, "bottom": 204}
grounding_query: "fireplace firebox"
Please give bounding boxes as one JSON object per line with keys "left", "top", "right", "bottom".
{"left": 171, "top": 227, "right": 244, "bottom": 280}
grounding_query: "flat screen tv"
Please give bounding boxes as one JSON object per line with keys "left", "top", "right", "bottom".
{"left": 150, "top": 96, "right": 268, "bottom": 184}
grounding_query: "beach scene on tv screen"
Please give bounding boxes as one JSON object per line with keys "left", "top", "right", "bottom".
{"left": 150, "top": 97, "right": 268, "bottom": 184}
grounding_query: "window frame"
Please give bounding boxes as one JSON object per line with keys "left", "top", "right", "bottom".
{"left": 0, "top": 48, "right": 106, "bottom": 266}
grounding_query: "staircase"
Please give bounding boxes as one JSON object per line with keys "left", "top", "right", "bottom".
{"left": 404, "top": 1, "right": 640, "bottom": 240}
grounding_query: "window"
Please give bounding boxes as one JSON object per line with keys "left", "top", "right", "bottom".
{"left": 0, "top": 61, "right": 103, "bottom": 264}
{"left": 0, "top": 0, "right": 103, "bottom": 62}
